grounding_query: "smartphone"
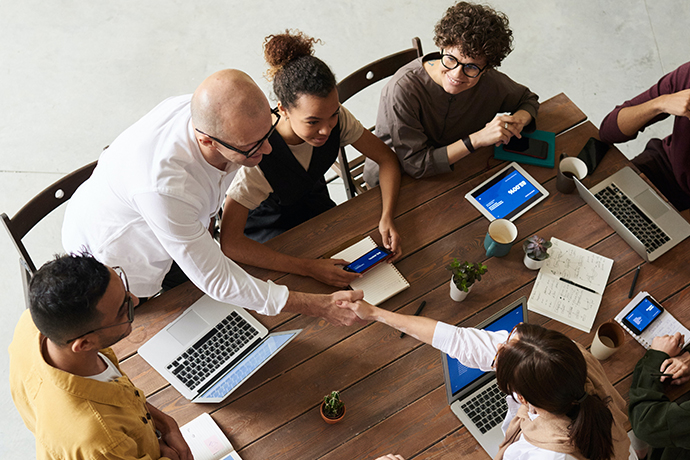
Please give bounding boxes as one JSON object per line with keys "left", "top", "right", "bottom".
{"left": 622, "top": 295, "right": 664, "bottom": 335}
{"left": 504, "top": 137, "right": 549, "bottom": 160}
{"left": 343, "top": 247, "right": 393, "bottom": 274}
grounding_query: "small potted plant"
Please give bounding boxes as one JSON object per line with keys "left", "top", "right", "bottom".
{"left": 447, "top": 259, "right": 488, "bottom": 302}
{"left": 522, "top": 235, "right": 552, "bottom": 270}
{"left": 320, "top": 390, "right": 346, "bottom": 424}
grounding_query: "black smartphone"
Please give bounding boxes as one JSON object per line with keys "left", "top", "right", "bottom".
{"left": 343, "top": 247, "right": 393, "bottom": 274}
{"left": 504, "top": 136, "right": 549, "bottom": 160}
{"left": 622, "top": 295, "right": 664, "bottom": 335}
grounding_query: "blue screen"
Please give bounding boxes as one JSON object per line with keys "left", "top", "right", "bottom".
{"left": 624, "top": 297, "right": 662, "bottom": 334}
{"left": 198, "top": 333, "right": 295, "bottom": 400}
{"left": 345, "top": 247, "right": 389, "bottom": 273}
{"left": 447, "top": 304, "right": 525, "bottom": 397}
{"left": 472, "top": 167, "right": 542, "bottom": 220}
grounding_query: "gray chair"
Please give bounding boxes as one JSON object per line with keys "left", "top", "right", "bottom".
{"left": 2, "top": 160, "right": 97, "bottom": 306}
{"left": 333, "top": 37, "right": 423, "bottom": 199}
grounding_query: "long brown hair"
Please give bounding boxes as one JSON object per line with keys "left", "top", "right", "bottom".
{"left": 495, "top": 323, "right": 614, "bottom": 460}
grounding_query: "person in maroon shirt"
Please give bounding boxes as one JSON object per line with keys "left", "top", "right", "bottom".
{"left": 599, "top": 62, "right": 690, "bottom": 212}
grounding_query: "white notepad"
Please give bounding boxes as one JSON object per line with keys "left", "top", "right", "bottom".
{"left": 528, "top": 238, "right": 613, "bottom": 333}
{"left": 331, "top": 236, "right": 409, "bottom": 305}
{"left": 615, "top": 291, "right": 690, "bottom": 349}
{"left": 180, "top": 413, "right": 242, "bottom": 460}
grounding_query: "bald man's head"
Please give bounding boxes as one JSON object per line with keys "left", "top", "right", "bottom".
{"left": 191, "top": 69, "right": 269, "bottom": 139}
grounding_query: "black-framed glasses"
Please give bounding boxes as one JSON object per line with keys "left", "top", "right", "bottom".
{"left": 440, "top": 52, "right": 487, "bottom": 78}
{"left": 491, "top": 323, "right": 521, "bottom": 369}
{"left": 195, "top": 107, "right": 280, "bottom": 158}
{"left": 65, "top": 266, "right": 135, "bottom": 344}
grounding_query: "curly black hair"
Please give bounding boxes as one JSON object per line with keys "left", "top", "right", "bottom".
{"left": 434, "top": 2, "right": 513, "bottom": 68}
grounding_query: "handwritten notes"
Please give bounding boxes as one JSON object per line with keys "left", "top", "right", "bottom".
{"left": 615, "top": 291, "right": 690, "bottom": 349}
{"left": 528, "top": 238, "right": 613, "bottom": 332}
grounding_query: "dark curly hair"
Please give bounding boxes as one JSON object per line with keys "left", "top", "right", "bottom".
{"left": 433, "top": 1, "right": 513, "bottom": 68}
{"left": 29, "top": 253, "right": 110, "bottom": 345}
{"left": 263, "top": 29, "right": 336, "bottom": 109}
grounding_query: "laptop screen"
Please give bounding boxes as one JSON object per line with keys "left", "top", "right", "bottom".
{"left": 446, "top": 303, "right": 525, "bottom": 398}
{"left": 196, "top": 331, "right": 299, "bottom": 402}
{"left": 470, "top": 166, "right": 543, "bottom": 220}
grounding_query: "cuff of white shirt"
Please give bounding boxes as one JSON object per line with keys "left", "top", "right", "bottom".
{"left": 258, "top": 281, "right": 290, "bottom": 316}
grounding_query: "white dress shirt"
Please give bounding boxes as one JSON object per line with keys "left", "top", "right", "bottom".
{"left": 62, "top": 95, "right": 289, "bottom": 315}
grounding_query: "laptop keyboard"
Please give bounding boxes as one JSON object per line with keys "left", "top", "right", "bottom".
{"left": 594, "top": 184, "right": 670, "bottom": 253}
{"left": 461, "top": 382, "right": 508, "bottom": 434}
{"left": 166, "top": 311, "right": 260, "bottom": 390}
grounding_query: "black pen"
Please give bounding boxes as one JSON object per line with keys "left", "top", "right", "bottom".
{"left": 559, "top": 277, "right": 597, "bottom": 294}
{"left": 400, "top": 300, "right": 426, "bottom": 339}
{"left": 628, "top": 265, "right": 641, "bottom": 298}
{"left": 650, "top": 372, "right": 673, "bottom": 378}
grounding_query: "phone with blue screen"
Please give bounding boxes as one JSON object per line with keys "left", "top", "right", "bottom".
{"left": 343, "top": 247, "right": 392, "bottom": 273}
{"left": 622, "top": 295, "right": 664, "bottom": 335}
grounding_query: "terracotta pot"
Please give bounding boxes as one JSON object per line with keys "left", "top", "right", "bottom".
{"left": 320, "top": 401, "right": 346, "bottom": 424}
{"left": 449, "top": 277, "right": 472, "bottom": 302}
{"left": 523, "top": 254, "right": 546, "bottom": 270}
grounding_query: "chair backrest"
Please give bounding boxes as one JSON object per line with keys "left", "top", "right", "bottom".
{"left": 1, "top": 160, "right": 97, "bottom": 296}
{"left": 335, "top": 37, "right": 423, "bottom": 199}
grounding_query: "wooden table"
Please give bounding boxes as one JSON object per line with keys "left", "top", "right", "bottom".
{"left": 112, "top": 94, "right": 690, "bottom": 460}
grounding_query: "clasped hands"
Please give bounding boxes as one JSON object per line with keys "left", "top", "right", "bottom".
{"left": 651, "top": 332, "right": 690, "bottom": 385}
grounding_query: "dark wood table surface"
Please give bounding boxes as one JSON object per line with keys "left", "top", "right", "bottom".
{"left": 112, "top": 93, "right": 690, "bottom": 460}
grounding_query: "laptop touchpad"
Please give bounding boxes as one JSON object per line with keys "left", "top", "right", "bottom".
{"left": 169, "top": 311, "right": 209, "bottom": 346}
{"left": 634, "top": 189, "right": 668, "bottom": 219}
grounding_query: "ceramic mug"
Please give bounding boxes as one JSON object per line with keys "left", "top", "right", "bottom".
{"left": 590, "top": 320, "right": 626, "bottom": 360}
{"left": 557, "top": 155, "right": 588, "bottom": 193}
{"left": 484, "top": 219, "right": 518, "bottom": 258}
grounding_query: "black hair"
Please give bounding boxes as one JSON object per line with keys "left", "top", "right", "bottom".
{"left": 263, "top": 29, "right": 336, "bottom": 109}
{"left": 28, "top": 253, "right": 110, "bottom": 345}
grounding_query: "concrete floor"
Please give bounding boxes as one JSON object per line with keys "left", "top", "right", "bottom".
{"left": 1, "top": 0, "right": 688, "bottom": 457}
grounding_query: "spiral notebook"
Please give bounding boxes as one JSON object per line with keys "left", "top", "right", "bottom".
{"left": 614, "top": 291, "right": 690, "bottom": 349}
{"left": 181, "top": 413, "right": 242, "bottom": 460}
{"left": 331, "top": 236, "right": 409, "bottom": 305}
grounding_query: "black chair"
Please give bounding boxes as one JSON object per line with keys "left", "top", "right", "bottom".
{"left": 2, "top": 160, "right": 97, "bottom": 306}
{"left": 333, "top": 37, "right": 423, "bottom": 199}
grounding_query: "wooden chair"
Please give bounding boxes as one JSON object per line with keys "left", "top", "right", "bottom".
{"left": 333, "top": 37, "right": 423, "bottom": 199}
{"left": 1, "top": 160, "right": 97, "bottom": 306}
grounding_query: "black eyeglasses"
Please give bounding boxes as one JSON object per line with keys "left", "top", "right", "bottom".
{"left": 195, "top": 107, "right": 280, "bottom": 158}
{"left": 491, "top": 323, "right": 521, "bottom": 369}
{"left": 440, "top": 52, "right": 487, "bottom": 78}
{"left": 65, "top": 266, "right": 135, "bottom": 344}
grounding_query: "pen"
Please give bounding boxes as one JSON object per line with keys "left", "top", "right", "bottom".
{"left": 400, "top": 300, "right": 426, "bottom": 339}
{"left": 650, "top": 373, "right": 673, "bottom": 378}
{"left": 628, "top": 265, "right": 641, "bottom": 298}
{"left": 559, "top": 277, "right": 597, "bottom": 294}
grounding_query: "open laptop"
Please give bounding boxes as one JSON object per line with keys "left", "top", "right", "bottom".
{"left": 138, "top": 295, "right": 301, "bottom": 403}
{"left": 441, "top": 297, "right": 527, "bottom": 458}
{"left": 574, "top": 167, "right": 690, "bottom": 262}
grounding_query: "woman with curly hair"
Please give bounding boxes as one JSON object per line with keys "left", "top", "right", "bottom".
{"left": 221, "top": 30, "right": 402, "bottom": 288}
{"left": 364, "top": 1, "right": 540, "bottom": 185}
{"left": 342, "top": 300, "right": 637, "bottom": 460}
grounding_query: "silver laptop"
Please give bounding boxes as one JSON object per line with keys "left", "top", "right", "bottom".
{"left": 441, "top": 297, "right": 527, "bottom": 458}
{"left": 138, "top": 295, "right": 301, "bottom": 403}
{"left": 574, "top": 166, "right": 690, "bottom": 262}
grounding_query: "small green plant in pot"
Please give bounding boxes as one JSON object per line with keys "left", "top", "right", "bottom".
{"left": 320, "top": 390, "right": 345, "bottom": 424}
{"left": 522, "top": 235, "right": 552, "bottom": 270}
{"left": 447, "top": 259, "right": 488, "bottom": 301}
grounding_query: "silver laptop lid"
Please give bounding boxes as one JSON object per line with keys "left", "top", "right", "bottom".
{"left": 441, "top": 297, "right": 528, "bottom": 405}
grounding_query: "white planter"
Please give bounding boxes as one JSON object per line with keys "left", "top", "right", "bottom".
{"left": 523, "top": 254, "right": 545, "bottom": 270}
{"left": 450, "top": 277, "right": 472, "bottom": 302}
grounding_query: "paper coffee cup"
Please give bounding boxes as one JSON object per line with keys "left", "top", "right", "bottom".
{"left": 590, "top": 321, "right": 625, "bottom": 360}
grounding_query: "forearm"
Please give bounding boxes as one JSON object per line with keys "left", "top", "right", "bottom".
{"left": 616, "top": 98, "right": 667, "bottom": 137}
{"left": 221, "top": 231, "right": 313, "bottom": 277}
{"left": 368, "top": 305, "right": 437, "bottom": 345}
{"left": 376, "top": 156, "right": 401, "bottom": 222}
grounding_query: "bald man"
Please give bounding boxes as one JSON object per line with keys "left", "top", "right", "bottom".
{"left": 62, "top": 70, "right": 362, "bottom": 325}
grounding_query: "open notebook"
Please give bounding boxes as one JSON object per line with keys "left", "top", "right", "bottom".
{"left": 331, "top": 236, "right": 409, "bottom": 305}
{"left": 181, "top": 413, "right": 242, "bottom": 460}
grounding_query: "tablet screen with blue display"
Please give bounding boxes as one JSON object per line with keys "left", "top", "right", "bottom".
{"left": 465, "top": 162, "right": 549, "bottom": 221}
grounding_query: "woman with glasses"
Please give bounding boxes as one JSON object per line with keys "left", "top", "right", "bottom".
{"left": 340, "top": 300, "right": 636, "bottom": 460}
{"left": 364, "top": 1, "right": 539, "bottom": 185}
{"left": 221, "top": 30, "right": 402, "bottom": 288}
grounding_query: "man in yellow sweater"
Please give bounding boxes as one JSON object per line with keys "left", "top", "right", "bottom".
{"left": 9, "top": 253, "right": 192, "bottom": 460}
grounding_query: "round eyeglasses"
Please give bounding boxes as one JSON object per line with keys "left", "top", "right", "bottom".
{"left": 440, "top": 52, "right": 487, "bottom": 78}
{"left": 65, "top": 266, "right": 135, "bottom": 344}
{"left": 195, "top": 107, "right": 280, "bottom": 158}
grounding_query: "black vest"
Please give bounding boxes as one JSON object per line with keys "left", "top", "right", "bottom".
{"left": 244, "top": 124, "right": 341, "bottom": 242}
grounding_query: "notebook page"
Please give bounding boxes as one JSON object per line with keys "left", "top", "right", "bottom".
{"left": 180, "top": 413, "right": 241, "bottom": 460}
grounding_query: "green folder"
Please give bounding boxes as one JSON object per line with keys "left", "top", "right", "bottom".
{"left": 494, "top": 129, "right": 555, "bottom": 168}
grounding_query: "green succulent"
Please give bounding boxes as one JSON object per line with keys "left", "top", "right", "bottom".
{"left": 322, "top": 391, "right": 344, "bottom": 418}
{"left": 447, "top": 259, "right": 488, "bottom": 292}
{"left": 523, "top": 235, "right": 552, "bottom": 261}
